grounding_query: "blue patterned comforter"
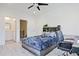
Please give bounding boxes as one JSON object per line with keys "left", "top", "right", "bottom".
{"left": 22, "top": 31, "right": 64, "bottom": 51}
{"left": 23, "top": 35, "right": 58, "bottom": 51}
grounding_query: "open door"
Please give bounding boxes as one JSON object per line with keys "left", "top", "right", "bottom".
{"left": 20, "top": 20, "right": 27, "bottom": 40}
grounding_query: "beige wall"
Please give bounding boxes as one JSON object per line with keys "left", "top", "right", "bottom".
{"left": 35, "top": 3, "right": 79, "bottom": 36}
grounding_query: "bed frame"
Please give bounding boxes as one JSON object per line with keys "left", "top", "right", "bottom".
{"left": 22, "top": 25, "right": 61, "bottom": 56}
{"left": 22, "top": 43, "right": 57, "bottom": 56}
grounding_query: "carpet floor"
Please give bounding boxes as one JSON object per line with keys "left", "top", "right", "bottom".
{"left": 0, "top": 41, "right": 77, "bottom": 56}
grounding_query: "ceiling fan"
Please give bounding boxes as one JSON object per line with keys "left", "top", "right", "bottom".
{"left": 28, "top": 3, "right": 48, "bottom": 11}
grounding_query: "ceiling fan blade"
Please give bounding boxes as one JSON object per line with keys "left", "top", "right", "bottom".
{"left": 37, "top": 6, "right": 40, "bottom": 11}
{"left": 28, "top": 4, "right": 34, "bottom": 9}
{"left": 38, "top": 3, "right": 48, "bottom": 6}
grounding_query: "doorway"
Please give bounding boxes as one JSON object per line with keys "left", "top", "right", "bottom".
{"left": 5, "top": 17, "right": 16, "bottom": 42}
{"left": 20, "top": 19, "right": 27, "bottom": 41}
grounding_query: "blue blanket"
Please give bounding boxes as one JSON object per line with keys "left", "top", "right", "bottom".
{"left": 22, "top": 31, "right": 64, "bottom": 51}
{"left": 23, "top": 35, "right": 58, "bottom": 51}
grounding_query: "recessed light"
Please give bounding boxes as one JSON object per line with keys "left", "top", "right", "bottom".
{"left": 5, "top": 17, "right": 10, "bottom": 20}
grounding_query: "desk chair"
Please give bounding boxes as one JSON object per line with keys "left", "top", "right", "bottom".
{"left": 58, "top": 41, "right": 73, "bottom": 56}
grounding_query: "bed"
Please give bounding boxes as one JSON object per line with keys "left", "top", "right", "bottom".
{"left": 22, "top": 25, "right": 64, "bottom": 56}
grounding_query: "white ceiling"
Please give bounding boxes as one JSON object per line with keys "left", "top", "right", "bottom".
{"left": 1, "top": 3, "right": 79, "bottom": 19}
{"left": 0, "top": 3, "right": 50, "bottom": 18}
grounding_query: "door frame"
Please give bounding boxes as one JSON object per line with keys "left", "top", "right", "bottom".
{"left": 20, "top": 19, "right": 27, "bottom": 41}
{"left": 5, "top": 17, "right": 16, "bottom": 43}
